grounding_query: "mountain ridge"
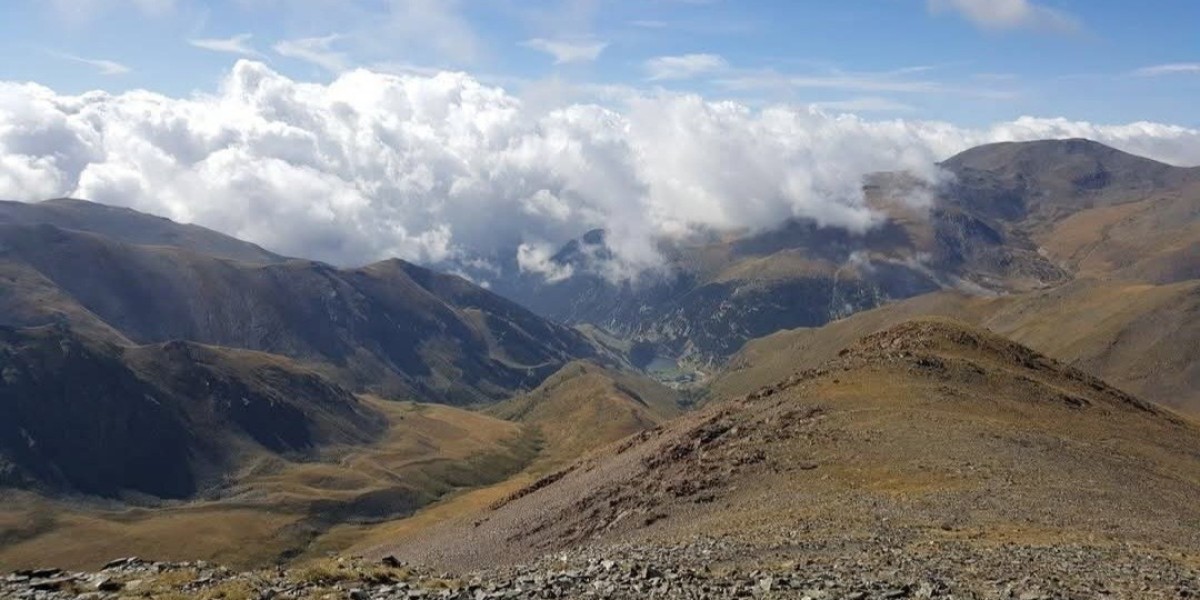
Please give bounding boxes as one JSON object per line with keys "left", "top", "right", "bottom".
{"left": 0, "top": 199, "right": 284, "bottom": 264}
{"left": 0, "top": 212, "right": 607, "bottom": 404}
{"left": 380, "top": 318, "right": 1200, "bottom": 575}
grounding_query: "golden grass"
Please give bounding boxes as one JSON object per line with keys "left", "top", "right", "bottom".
{"left": 327, "top": 472, "right": 538, "bottom": 557}
{"left": 0, "top": 506, "right": 303, "bottom": 571}
{"left": 0, "top": 397, "right": 539, "bottom": 571}
{"left": 489, "top": 362, "right": 681, "bottom": 472}
{"left": 232, "top": 398, "right": 530, "bottom": 505}
{"left": 711, "top": 277, "right": 1200, "bottom": 415}
{"left": 315, "top": 363, "right": 682, "bottom": 558}
{"left": 289, "top": 557, "right": 411, "bottom": 586}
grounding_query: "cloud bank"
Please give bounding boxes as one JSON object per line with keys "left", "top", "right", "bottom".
{"left": 2, "top": 61, "right": 1199, "bottom": 280}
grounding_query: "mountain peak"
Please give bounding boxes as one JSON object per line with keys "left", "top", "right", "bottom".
{"left": 580, "top": 229, "right": 607, "bottom": 246}
{"left": 941, "top": 138, "right": 1174, "bottom": 175}
{"left": 829, "top": 317, "right": 1165, "bottom": 415}
{"left": 842, "top": 317, "right": 1033, "bottom": 360}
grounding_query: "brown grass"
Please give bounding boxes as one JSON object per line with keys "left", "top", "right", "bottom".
{"left": 711, "top": 278, "right": 1200, "bottom": 415}
{"left": 289, "top": 557, "right": 412, "bottom": 586}
{"left": 380, "top": 319, "right": 1200, "bottom": 571}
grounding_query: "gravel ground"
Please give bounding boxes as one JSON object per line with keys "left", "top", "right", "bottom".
{"left": 4, "top": 535, "right": 1198, "bottom": 600}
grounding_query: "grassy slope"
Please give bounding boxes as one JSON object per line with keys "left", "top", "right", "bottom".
{"left": 0, "top": 398, "right": 537, "bottom": 571}
{"left": 488, "top": 361, "right": 682, "bottom": 471}
{"left": 323, "top": 362, "right": 682, "bottom": 558}
{"left": 0, "top": 361, "right": 684, "bottom": 570}
{"left": 712, "top": 278, "right": 1200, "bottom": 414}
{"left": 379, "top": 319, "right": 1200, "bottom": 571}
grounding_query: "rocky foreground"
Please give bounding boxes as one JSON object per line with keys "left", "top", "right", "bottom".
{"left": 4, "top": 536, "right": 1199, "bottom": 600}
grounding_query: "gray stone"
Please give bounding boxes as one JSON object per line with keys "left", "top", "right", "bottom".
{"left": 102, "top": 557, "right": 140, "bottom": 570}
{"left": 29, "top": 576, "right": 74, "bottom": 591}
{"left": 90, "top": 574, "right": 123, "bottom": 592}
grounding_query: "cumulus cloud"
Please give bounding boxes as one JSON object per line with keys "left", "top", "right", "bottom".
{"left": 928, "top": 0, "right": 1079, "bottom": 33}
{"left": 521, "top": 38, "right": 608, "bottom": 65}
{"left": 2, "top": 61, "right": 1199, "bottom": 282}
{"left": 645, "top": 53, "right": 728, "bottom": 81}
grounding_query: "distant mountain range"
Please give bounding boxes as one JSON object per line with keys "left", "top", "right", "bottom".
{"left": 491, "top": 139, "right": 1200, "bottom": 368}
{"left": 0, "top": 199, "right": 607, "bottom": 406}
{"left": 0, "top": 197, "right": 614, "bottom": 503}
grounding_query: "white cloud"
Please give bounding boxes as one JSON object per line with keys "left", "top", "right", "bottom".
{"left": 49, "top": 52, "right": 132, "bottom": 76}
{"left": 645, "top": 54, "right": 728, "bottom": 81}
{"left": 273, "top": 35, "right": 349, "bottom": 73}
{"left": 1135, "top": 63, "right": 1200, "bottom": 77}
{"left": 517, "top": 242, "right": 574, "bottom": 282}
{"left": 521, "top": 39, "right": 608, "bottom": 65}
{"left": 1, "top": 62, "right": 1199, "bottom": 282}
{"left": 188, "top": 34, "right": 264, "bottom": 58}
{"left": 928, "top": 0, "right": 1079, "bottom": 32}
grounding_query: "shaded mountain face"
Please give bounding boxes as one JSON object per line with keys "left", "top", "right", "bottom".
{"left": 0, "top": 205, "right": 605, "bottom": 405}
{"left": 0, "top": 325, "right": 385, "bottom": 499}
{"left": 385, "top": 319, "right": 1200, "bottom": 571}
{"left": 492, "top": 139, "right": 1199, "bottom": 366}
{"left": 492, "top": 220, "right": 948, "bottom": 363}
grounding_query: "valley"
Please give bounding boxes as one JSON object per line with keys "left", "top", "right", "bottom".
{"left": 0, "top": 397, "right": 537, "bottom": 570}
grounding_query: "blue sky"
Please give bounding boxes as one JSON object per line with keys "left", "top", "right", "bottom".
{"left": 2, "top": 0, "right": 1199, "bottom": 126}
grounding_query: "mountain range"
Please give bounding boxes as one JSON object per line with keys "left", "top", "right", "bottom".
{"left": 494, "top": 139, "right": 1200, "bottom": 371}
{"left": 1, "top": 138, "right": 1198, "bottom": 595}
{"left": 0, "top": 199, "right": 605, "bottom": 405}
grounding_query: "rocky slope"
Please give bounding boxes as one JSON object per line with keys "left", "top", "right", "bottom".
{"left": 377, "top": 319, "right": 1200, "bottom": 596}
{"left": 7, "top": 542, "right": 1199, "bottom": 600}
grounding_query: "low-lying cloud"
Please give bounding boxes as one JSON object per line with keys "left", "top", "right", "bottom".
{"left": 2, "top": 60, "right": 1199, "bottom": 281}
